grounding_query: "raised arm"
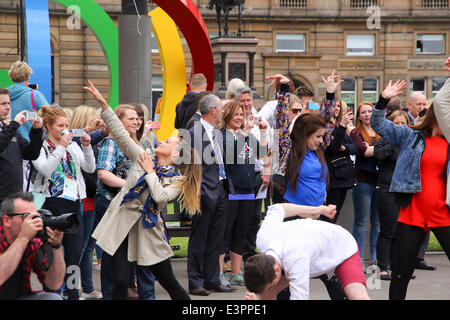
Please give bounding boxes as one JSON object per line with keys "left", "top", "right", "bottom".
{"left": 83, "top": 80, "right": 143, "bottom": 161}
{"left": 266, "top": 74, "right": 291, "bottom": 175}
{"left": 320, "top": 70, "right": 343, "bottom": 146}
{"left": 370, "top": 80, "right": 412, "bottom": 149}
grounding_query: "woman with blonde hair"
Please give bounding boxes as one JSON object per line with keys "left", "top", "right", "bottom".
{"left": 350, "top": 101, "right": 381, "bottom": 265}
{"left": 84, "top": 81, "right": 202, "bottom": 300}
{"left": 218, "top": 101, "right": 268, "bottom": 287}
{"left": 70, "top": 104, "right": 105, "bottom": 299}
{"left": 32, "top": 105, "right": 96, "bottom": 300}
{"left": 7, "top": 61, "right": 49, "bottom": 140}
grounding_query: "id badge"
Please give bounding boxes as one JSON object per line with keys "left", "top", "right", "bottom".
{"left": 63, "top": 177, "right": 78, "bottom": 201}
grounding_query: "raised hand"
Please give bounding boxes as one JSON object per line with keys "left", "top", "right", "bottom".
{"left": 80, "top": 131, "right": 91, "bottom": 147}
{"left": 60, "top": 131, "right": 73, "bottom": 148}
{"left": 381, "top": 80, "right": 406, "bottom": 100}
{"left": 340, "top": 111, "right": 354, "bottom": 128}
{"left": 265, "top": 74, "right": 290, "bottom": 87}
{"left": 31, "top": 116, "right": 44, "bottom": 129}
{"left": 321, "top": 70, "right": 344, "bottom": 94}
{"left": 14, "top": 110, "right": 27, "bottom": 125}
{"left": 444, "top": 57, "right": 450, "bottom": 72}
{"left": 83, "top": 80, "right": 109, "bottom": 110}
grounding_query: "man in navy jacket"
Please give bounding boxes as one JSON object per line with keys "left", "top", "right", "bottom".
{"left": 0, "top": 87, "right": 43, "bottom": 203}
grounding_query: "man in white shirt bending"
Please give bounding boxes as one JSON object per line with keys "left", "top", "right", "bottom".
{"left": 243, "top": 203, "right": 369, "bottom": 300}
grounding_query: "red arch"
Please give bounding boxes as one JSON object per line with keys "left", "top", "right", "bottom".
{"left": 152, "top": 0, "right": 214, "bottom": 91}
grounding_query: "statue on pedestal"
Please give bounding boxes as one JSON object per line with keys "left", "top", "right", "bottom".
{"left": 208, "top": 0, "right": 245, "bottom": 37}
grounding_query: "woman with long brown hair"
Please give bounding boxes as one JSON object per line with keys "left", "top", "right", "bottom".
{"left": 350, "top": 101, "right": 381, "bottom": 265}
{"left": 371, "top": 79, "right": 450, "bottom": 300}
{"left": 84, "top": 81, "right": 201, "bottom": 300}
{"left": 284, "top": 112, "right": 328, "bottom": 206}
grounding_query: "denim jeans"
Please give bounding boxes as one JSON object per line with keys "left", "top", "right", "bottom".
{"left": 352, "top": 181, "right": 380, "bottom": 261}
{"left": 79, "top": 208, "right": 97, "bottom": 293}
{"left": 136, "top": 265, "right": 156, "bottom": 300}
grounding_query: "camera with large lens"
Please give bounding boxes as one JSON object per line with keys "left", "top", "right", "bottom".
{"left": 35, "top": 209, "right": 79, "bottom": 241}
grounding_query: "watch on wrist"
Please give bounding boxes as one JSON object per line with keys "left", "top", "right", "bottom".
{"left": 51, "top": 242, "right": 62, "bottom": 249}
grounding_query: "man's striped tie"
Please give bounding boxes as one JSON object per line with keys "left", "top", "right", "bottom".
{"left": 212, "top": 129, "right": 226, "bottom": 179}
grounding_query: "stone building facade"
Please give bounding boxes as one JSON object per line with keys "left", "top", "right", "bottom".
{"left": 0, "top": 0, "right": 449, "bottom": 112}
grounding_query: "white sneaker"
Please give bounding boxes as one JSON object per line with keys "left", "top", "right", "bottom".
{"left": 219, "top": 272, "right": 231, "bottom": 288}
{"left": 82, "top": 290, "right": 103, "bottom": 300}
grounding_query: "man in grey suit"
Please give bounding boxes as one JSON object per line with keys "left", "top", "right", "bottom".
{"left": 186, "top": 94, "right": 235, "bottom": 296}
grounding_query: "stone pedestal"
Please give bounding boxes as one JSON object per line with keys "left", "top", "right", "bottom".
{"left": 211, "top": 36, "right": 259, "bottom": 97}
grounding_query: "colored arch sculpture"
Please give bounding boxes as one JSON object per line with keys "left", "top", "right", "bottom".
{"left": 17, "top": 0, "right": 213, "bottom": 140}
{"left": 151, "top": 0, "right": 214, "bottom": 91}
{"left": 149, "top": 8, "right": 187, "bottom": 140}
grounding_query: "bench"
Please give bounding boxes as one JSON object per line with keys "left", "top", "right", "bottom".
{"left": 161, "top": 192, "right": 271, "bottom": 240}
{"left": 161, "top": 199, "right": 192, "bottom": 238}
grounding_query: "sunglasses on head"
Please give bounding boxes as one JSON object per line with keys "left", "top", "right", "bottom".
{"left": 291, "top": 108, "right": 302, "bottom": 114}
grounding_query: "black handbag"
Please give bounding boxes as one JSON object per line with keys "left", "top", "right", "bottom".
{"left": 330, "top": 156, "right": 349, "bottom": 180}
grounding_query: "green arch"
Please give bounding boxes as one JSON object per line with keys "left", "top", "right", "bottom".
{"left": 52, "top": 0, "right": 119, "bottom": 108}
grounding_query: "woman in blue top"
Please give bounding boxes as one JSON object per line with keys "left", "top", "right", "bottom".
{"left": 284, "top": 112, "right": 328, "bottom": 206}
{"left": 282, "top": 110, "right": 349, "bottom": 300}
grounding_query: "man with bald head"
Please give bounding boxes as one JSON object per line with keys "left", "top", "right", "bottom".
{"left": 407, "top": 92, "right": 427, "bottom": 123}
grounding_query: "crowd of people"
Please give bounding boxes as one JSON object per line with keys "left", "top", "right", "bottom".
{"left": 0, "top": 57, "right": 449, "bottom": 301}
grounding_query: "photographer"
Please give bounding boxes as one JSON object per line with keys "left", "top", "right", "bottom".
{"left": 0, "top": 192, "right": 65, "bottom": 300}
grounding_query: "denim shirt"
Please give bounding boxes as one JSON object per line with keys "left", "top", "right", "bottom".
{"left": 370, "top": 96, "right": 425, "bottom": 193}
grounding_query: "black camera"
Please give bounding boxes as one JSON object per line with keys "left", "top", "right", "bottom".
{"left": 35, "top": 209, "right": 79, "bottom": 241}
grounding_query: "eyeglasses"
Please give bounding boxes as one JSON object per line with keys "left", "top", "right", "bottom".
{"left": 7, "top": 212, "right": 31, "bottom": 220}
{"left": 291, "top": 109, "right": 302, "bottom": 114}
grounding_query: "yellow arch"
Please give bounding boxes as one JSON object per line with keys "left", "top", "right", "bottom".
{"left": 149, "top": 8, "right": 185, "bottom": 140}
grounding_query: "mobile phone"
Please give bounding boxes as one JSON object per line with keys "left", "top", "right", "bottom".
{"left": 70, "top": 128, "right": 85, "bottom": 137}
{"left": 308, "top": 102, "right": 321, "bottom": 110}
{"left": 28, "top": 84, "right": 38, "bottom": 90}
{"left": 149, "top": 121, "right": 160, "bottom": 130}
{"left": 25, "top": 111, "right": 37, "bottom": 121}
{"left": 255, "top": 116, "right": 262, "bottom": 125}
{"left": 418, "top": 108, "right": 427, "bottom": 118}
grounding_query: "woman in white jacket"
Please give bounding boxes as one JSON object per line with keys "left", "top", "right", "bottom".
{"left": 33, "top": 105, "right": 95, "bottom": 300}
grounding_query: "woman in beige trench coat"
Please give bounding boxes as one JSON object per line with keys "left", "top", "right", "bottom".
{"left": 84, "top": 81, "right": 201, "bottom": 300}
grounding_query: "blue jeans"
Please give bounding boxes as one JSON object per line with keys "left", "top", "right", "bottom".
{"left": 79, "top": 207, "right": 97, "bottom": 293}
{"left": 352, "top": 181, "right": 380, "bottom": 261}
{"left": 136, "top": 265, "right": 156, "bottom": 300}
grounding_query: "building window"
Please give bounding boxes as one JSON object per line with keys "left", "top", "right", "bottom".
{"left": 346, "top": 34, "right": 375, "bottom": 56}
{"left": 280, "top": 0, "right": 307, "bottom": 8}
{"left": 410, "top": 77, "right": 426, "bottom": 96}
{"left": 341, "top": 77, "right": 357, "bottom": 112}
{"left": 276, "top": 33, "right": 305, "bottom": 52}
{"left": 416, "top": 34, "right": 445, "bottom": 54}
{"left": 422, "top": 0, "right": 448, "bottom": 8}
{"left": 432, "top": 77, "right": 448, "bottom": 97}
{"left": 362, "top": 77, "right": 378, "bottom": 104}
{"left": 151, "top": 32, "right": 159, "bottom": 53}
{"left": 350, "top": 0, "right": 377, "bottom": 8}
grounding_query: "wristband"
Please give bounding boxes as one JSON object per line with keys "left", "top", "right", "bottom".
{"left": 51, "top": 242, "right": 62, "bottom": 249}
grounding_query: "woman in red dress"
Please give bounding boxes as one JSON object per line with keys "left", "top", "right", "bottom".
{"left": 370, "top": 78, "right": 450, "bottom": 300}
